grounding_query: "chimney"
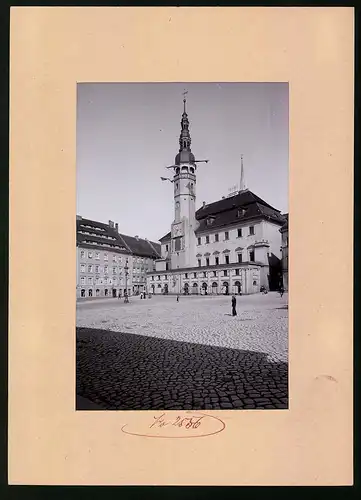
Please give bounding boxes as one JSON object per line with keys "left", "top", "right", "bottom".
{"left": 222, "top": 196, "right": 225, "bottom": 199}
{"left": 135, "top": 235, "right": 139, "bottom": 240}
{"left": 202, "top": 201, "right": 206, "bottom": 208}
{"left": 76, "top": 215, "right": 82, "bottom": 220}
{"left": 108, "top": 220, "right": 114, "bottom": 228}
{"left": 115, "top": 222, "right": 119, "bottom": 232}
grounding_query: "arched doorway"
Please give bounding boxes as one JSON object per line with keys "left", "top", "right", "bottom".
{"left": 81, "top": 289, "right": 85, "bottom": 298}
{"left": 212, "top": 282, "right": 218, "bottom": 294}
{"left": 222, "top": 282, "right": 229, "bottom": 295}
{"left": 184, "top": 283, "right": 189, "bottom": 295}
{"left": 112, "top": 288, "right": 117, "bottom": 298}
{"left": 202, "top": 282, "right": 208, "bottom": 295}
{"left": 234, "top": 281, "right": 241, "bottom": 294}
{"left": 105, "top": 289, "right": 108, "bottom": 297}
{"left": 96, "top": 289, "right": 100, "bottom": 297}
{"left": 88, "top": 289, "right": 93, "bottom": 297}
{"left": 192, "top": 282, "right": 198, "bottom": 295}
{"left": 164, "top": 284, "right": 169, "bottom": 295}
{"left": 151, "top": 284, "right": 155, "bottom": 294}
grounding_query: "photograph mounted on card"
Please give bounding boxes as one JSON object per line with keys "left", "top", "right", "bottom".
{"left": 9, "top": 6, "right": 353, "bottom": 486}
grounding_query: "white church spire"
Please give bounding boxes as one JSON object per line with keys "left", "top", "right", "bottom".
{"left": 239, "top": 154, "right": 247, "bottom": 192}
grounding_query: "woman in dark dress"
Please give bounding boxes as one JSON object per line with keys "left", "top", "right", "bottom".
{"left": 232, "top": 294, "right": 237, "bottom": 316}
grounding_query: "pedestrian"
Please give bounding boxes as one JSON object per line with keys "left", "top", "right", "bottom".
{"left": 177, "top": 295, "right": 179, "bottom": 302}
{"left": 279, "top": 286, "right": 285, "bottom": 298}
{"left": 231, "top": 294, "right": 237, "bottom": 316}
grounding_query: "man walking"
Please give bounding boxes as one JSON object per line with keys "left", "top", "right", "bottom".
{"left": 231, "top": 294, "right": 237, "bottom": 316}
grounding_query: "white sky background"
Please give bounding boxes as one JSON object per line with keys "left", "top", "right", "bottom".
{"left": 76, "top": 82, "right": 288, "bottom": 242}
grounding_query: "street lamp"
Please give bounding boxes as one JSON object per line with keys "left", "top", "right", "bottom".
{"left": 124, "top": 258, "right": 129, "bottom": 303}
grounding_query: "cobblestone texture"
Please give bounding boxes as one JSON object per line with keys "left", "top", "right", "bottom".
{"left": 76, "top": 293, "right": 288, "bottom": 410}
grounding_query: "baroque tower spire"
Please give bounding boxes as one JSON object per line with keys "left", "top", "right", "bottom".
{"left": 175, "top": 91, "right": 195, "bottom": 166}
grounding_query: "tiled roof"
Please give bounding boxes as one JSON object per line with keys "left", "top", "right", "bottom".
{"left": 119, "top": 233, "right": 161, "bottom": 259}
{"left": 280, "top": 213, "right": 288, "bottom": 232}
{"left": 76, "top": 217, "right": 161, "bottom": 258}
{"left": 196, "top": 190, "right": 278, "bottom": 218}
{"left": 195, "top": 199, "right": 285, "bottom": 234}
{"left": 159, "top": 231, "right": 171, "bottom": 242}
{"left": 77, "top": 218, "right": 130, "bottom": 254}
{"left": 158, "top": 190, "right": 285, "bottom": 241}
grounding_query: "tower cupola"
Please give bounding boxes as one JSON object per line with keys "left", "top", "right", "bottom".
{"left": 175, "top": 93, "right": 195, "bottom": 166}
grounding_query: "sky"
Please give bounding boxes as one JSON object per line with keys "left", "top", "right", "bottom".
{"left": 76, "top": 82, "right": 288, "bottom": 242}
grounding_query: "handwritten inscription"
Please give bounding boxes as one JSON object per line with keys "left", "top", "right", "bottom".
{"left": 121, "top": 411, "right": 225, "bottom": 439}
{"left": 150, "top": 413, "right": 204, "bottom": 430}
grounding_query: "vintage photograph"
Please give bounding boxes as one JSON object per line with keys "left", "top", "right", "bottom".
{"left": 76, "top": 82, "right": 289, "bottom": 411}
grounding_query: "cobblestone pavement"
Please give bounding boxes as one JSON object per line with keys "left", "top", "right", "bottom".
{"left": 76, "top": 293, "right": 288, "bottom": 410}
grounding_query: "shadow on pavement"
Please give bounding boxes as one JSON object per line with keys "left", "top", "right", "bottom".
{"left": 76, "top": 327, "right": 288, "bottom": 411}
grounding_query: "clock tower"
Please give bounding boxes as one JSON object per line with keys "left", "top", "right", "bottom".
{"left": 170, "top": 94, "right": 198, "bottom": 270}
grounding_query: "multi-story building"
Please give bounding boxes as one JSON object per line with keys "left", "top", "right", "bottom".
{"left": 76, "top": 216, "right": 160, "bottom": 299}
{"left": 146, "top": 96, "right": 286, "bottom": 295}
{"left": 280, "top": 214, "right": 289, "bottom": 291}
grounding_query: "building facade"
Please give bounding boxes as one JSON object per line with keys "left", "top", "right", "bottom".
{"left": 76, "top": 216, "right": 160, "bottom": 299}
{"left": 280, "top": 215, "right": 289, "bottom": 291}
{"left": 146, "top": 97, "right": 285, "bottom": 295}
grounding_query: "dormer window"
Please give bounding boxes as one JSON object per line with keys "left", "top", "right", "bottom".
{"left": 237, "top": 208, "right": 246, "bottom": 218}
{"left": 206, "top": 217, "right": 215, "bottom": 226}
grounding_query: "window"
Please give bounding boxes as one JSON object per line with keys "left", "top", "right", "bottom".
{"left": 197, "top": 237, "right": 201, "bottom": 245}
{"left": 158, "top": 275, "right": 161, "bottom": 280}
{"left": 235, "top": 269, "right": 240, "bottom": 276}
{"left": 215, "top": 233, "right": 219, "bottom": 242}
{"left": 80, "top": 264, "right": 85, "bottom": 273}
{"left": 166, "top": 262, "right": 169, "bottom": 271}
{"left": 198, "top": 259, "right": 201, "bottom": 267}
{"left": 104, "top": 253, "right": 108, "bottom": 261}
{"left": 206, "top": 235, "right": 210, "bottom": 244}
{"left": 88, "top": 277, "right": 93, "bottom": 285}
{"left": 113, "top": 255, "right": 117, "bottom": 262}
{"left": 215, "top": 257, "right": 219, "bottom": 265}
{"left": 95, "top": 277, "right": 101, "bottom": 285}
{"left": 238, "top": 253, "right": 242, "bottom": 263}
{"left": 185, "top": 273, "right": 188, "bottom": 279}
{"left": 206, "top": 258, "right": 210, "bottom": 266}
{"left": 88, "top": 251, "right": 93, "bottom": 259}
{"left": 88, "top": 265, "right": 93, "bottom": 273}
{"left": 80, "top": 251, "right": 85, "bottom": 259}
{"left": 164, "top": 275, "right": 167, "bottom": 280}
{"left": 213, "top": 271, "right": 217, "bottom": 277}
{"left": 203, "top": 271, "right": 207, "bottom": 278}
{"left": 225, "top": 255, "right": 230, "bottom": 265}
{"left": 157, "top": 284, "right": 162, "bottom": 288}
{"left": 193, "top": 272, "right": 197, "bottom": 278}
{"left": 225, "top": 231, "right": 229, "bottom": 240}
{"left": 113, "top": 267, "right": 117, "bottom": 274}
{"left": 223, "top": 270, "right": 228, "bottom": 277}
{"left": 118, "top": 256, "right": 122, "bottom": 263}
{"left": 249, "top": 226, "right": 255, "bottom": 235}
{"left": 152, "top": 276, "right": 154, "bottom": 281}
{"left": 104, "top": 265, "right": 108, "bottom": 274}
{"left": 237, "top": 228, "right": 242, "bottom": 238}
{"left": 249, "top": 250, "right": 255, "bottom": 262}
{"left": 166, "top": 244, "right": 169, "bottom": 252}
{"left": 95, "top": 265, "right": 100, "bottom": 273}
{"left": 95, "top": 252, "right": 100, "bottom": 260}
{"left": 81, "top": 276, "right": 86, "bottom": 285}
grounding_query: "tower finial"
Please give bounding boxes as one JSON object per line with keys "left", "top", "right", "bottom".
{"left": 182, "top": 90, "right": 188, "bottom": 113}
{"left": 239, "top": 154, "right": 246, "bottom": 192}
